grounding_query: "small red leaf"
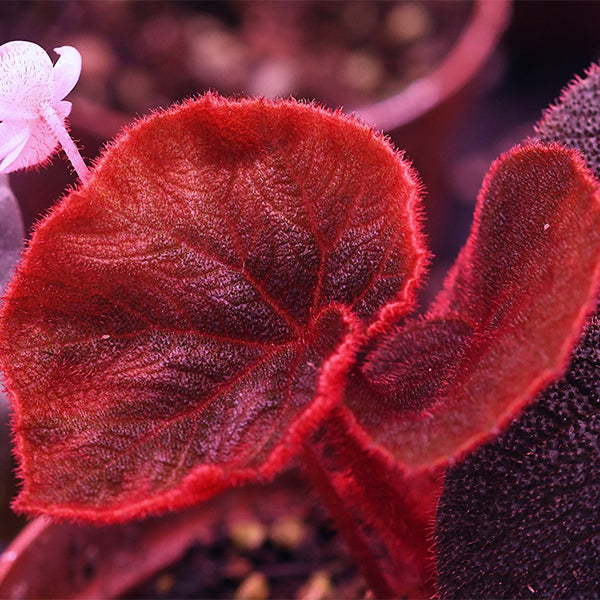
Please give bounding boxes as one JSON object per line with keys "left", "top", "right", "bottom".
{"left": 0, "top": 96, "right": 426, "bottom": 520}
{"left": 346, "top": 143, "right": 600, "bottom": 470}
{"left": 361, "top": 316, "right": 475, "bottom": 413}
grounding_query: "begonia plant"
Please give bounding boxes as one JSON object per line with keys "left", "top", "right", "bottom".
{"left": 1, "top": 41, "right": 600, "bottom": 598}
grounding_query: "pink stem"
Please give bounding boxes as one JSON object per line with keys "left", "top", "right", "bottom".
{"left": 41, "top": 105, "right": 90, "bottom": 183}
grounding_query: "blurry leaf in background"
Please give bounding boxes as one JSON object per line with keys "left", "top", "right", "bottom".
{"left": 0, "top": 174, "right": 23, "bottom": 294}
{"left": 0, "top": 173, "right": 24, "bottom": 546}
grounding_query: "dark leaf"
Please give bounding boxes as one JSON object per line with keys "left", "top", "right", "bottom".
{"left": 435, "top": 315, "right": 600, "bottom": 599}
{"left": 536, "top": 62, "right": 600, "bottom": 180}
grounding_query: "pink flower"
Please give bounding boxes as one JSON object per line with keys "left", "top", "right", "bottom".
{"left": 0, "top": 41, "right": 88, "bottom": 180}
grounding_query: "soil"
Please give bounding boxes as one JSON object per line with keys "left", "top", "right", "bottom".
{"left": 123, "top": 474, "right": 367, "bottom": 600}
{"left": 0, "top": 473, "right": 369, "bottom": 600}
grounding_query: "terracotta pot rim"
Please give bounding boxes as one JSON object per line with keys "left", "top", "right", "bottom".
{"left": 354, "top": 0, "right": 512, "bottom": 131}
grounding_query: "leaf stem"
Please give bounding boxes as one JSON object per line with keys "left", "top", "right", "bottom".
{"left": 300, "top": 441, "right": 397, "bottom": 599}
{"left": 301, "top": 407, "right": 443, "bottom": 599}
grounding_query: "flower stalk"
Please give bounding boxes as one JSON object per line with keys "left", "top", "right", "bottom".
{"left": 0, "top": 41, "right": 88, "bottom": 181}
{"left": 39, "top": 103, "right": 89, "bottom": 181}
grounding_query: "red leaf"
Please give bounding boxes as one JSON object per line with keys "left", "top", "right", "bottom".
{"left": 346, "top": 143, "right": 600, "bottom": 470}
{"left": 0, "top": 96, "right": 427, "bottom": 521}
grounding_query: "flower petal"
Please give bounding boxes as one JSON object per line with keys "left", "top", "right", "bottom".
{"left": 0, "top": 100, "right": 22, "bottom": 121}
{"left": 0, "top": 121, "right": 30, "bottom": 173}
{"left": 0, "top": 112, "right": 61, "bottom": 174}
{"left": 52, "top": 46, "right": 81, "bottom": 104}
{"left": 13, "top": 120, "right": 60, "bottom": 172}
{"left": 0, "top": 41, "right": 53, "bottom": 119}
{"left": 54, "top": 100, "right": 72, "bottom": 119}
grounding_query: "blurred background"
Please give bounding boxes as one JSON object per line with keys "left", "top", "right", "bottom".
{"left": 3, "top": 1, "right": 600, "bottom": 284}
{"left": 1, "top": 0, "right": 600, "bottom": 591}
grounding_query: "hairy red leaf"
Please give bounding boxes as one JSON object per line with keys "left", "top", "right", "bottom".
{"left": 0, "top": 96, "right": 427, "bottom": 521}
{"left": 346, "top": 143, "right": 600, "bottom": 470}
{"left": 434, "top": 61, "right": 600, "bottom": 599}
